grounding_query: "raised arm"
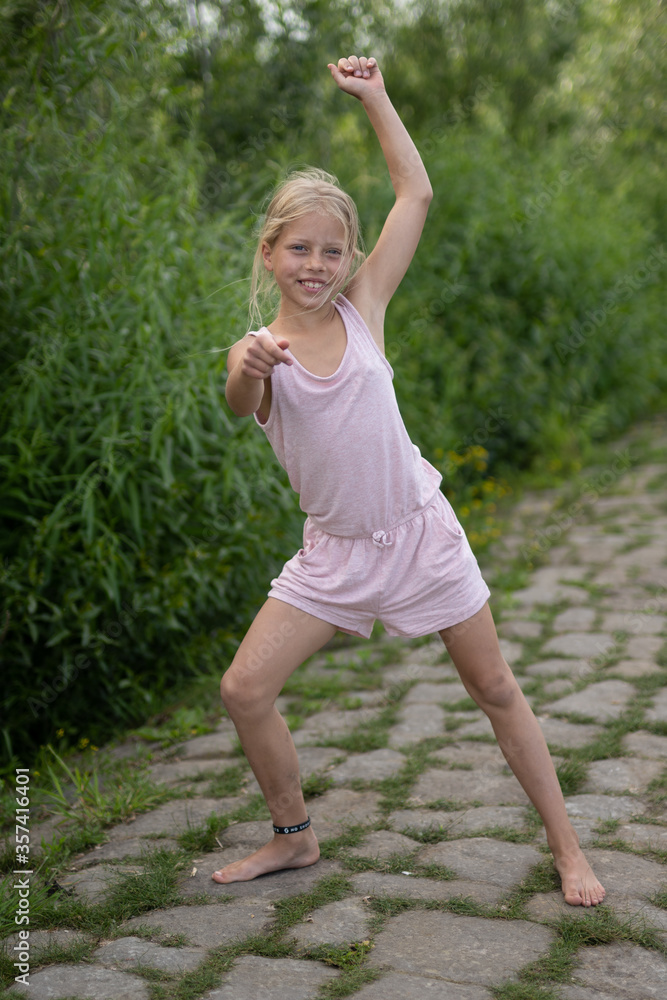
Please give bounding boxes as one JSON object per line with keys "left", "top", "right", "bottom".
{"left": 327, "top": 56, "right": 433, "bottom": 345}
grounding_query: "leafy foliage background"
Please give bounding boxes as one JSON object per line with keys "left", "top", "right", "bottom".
{"left": 1, "top": 0, "right": 665, "bottom": 768}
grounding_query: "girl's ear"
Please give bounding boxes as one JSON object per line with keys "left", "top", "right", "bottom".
{"left": 261, "top": 241, "right": 273, "bottom": 271}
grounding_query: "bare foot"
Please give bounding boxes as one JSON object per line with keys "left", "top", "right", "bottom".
{"left": 211, "top": 829, "right": 320, "bottom": 884}
{"left": 554, "top": 848, "right": 606, "bottom": 907}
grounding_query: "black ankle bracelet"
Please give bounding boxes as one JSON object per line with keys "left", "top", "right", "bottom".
{"left": 272, "top": 817, "right": 311, "bottom": 834}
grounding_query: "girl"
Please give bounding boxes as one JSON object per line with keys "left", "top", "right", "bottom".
{"left": 212, "top": 55, "right": 605, "bottom": 907}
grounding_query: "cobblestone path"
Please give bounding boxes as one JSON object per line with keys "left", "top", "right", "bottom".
{"left": 4, "top": 421, "right": 667, "bottom": 998}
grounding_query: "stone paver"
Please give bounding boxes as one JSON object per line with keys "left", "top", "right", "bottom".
{"left": 297, "top": 745, "right": 346, "bottom": 777}
{"left": 612, "top": 658, "right": 664, "bottom": 678}
{"left": 92, "top": 936, "right": 206, "bottom": 973}
{"left": 647, "top": 688, "right": 667, "bottom": 723}
{"left": 123, "top": 899, "right": 275, "bottom": 947}
{"left": 613, "top": 823, "right": 667, "bottom": 851}
{"left": 328, "top": 748, "right": 405, "bottom": 784}
{"left": 147, "top": 759, "right": 223, "bottom": 785}
{"left": 350, "top": 871, "right": 505, "bottom": 905}
{"left": 307, "top": 788, "right": 382, "bottom": 830}
{"left": 430, "top": 741, "right": 508, "bottom": 771}
{"left": 410, "top": 768, "right": 529, "bottom": 806}
{"left": 404, "top": 681, "right": 466, "bottom": 704}
{"left": 293, "top": 707, "right": 382, "bottom": 745}
{"left": 536, "top": 716, "right": 604, "bottom": 748}
{"left": 348, "top": 829, "right": 419, "bottom": 858}
{"left": 71, "top": 835, "right": 181, "bottom": 868}
{"left": 1, "top": 928, "right": 91, "bottom": 958}
{"left": 542, "top": 680, "right": 636, "bottom": 722}
{"left": 525, "top": 656, "right": 594, "bottom": 678}
{"left": 17, "top": 420, "right": 667, "bottom": 1000}
{"left": 388, "top": 805, "right": 528, "bottom": 837}
{"left": 351, "top": 974, "right": 492, "bottom": 999}
{"left": 388, "top": 703, "right": 446, "bottom": 746}
{"left": 368, "top": 911, "right": 554, "bottom": 984}
{"left": 204, "top": 955, "right": 338, "bottom": 999}
{"left": 581, "top": 757, "right": 664, "bottom": 794}
{"left": 107, "top": 798, "right": 232, "bottom": 840}
{"left": 542, "top": 631, "right": 619, "bottom": 659}
{"left": 564, "top": 794, "right": 647, "bottom": 821}
{"left": 175, "top": 727, "right": 238, "bottom": 758}
{"left": 416, "top": 838, "right": 543, "bottom": 890}
{"left": 624, "top": 730, "right": 667, "bottom": 759}
{"left": 288, "top": 898, "right": 372, "bottom": 951}
{"left": 553, "top": 607, "right": 597, "bottom": 631}
{"left": 559, "top": 942, "right": 667, "bottom": 999}
{"left": 7, "top": 964, "right": 151, "bottom": 999}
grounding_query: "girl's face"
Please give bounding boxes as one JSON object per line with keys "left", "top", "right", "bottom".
{"left": 262, "top": 211, "right": 351, "bottom": 314}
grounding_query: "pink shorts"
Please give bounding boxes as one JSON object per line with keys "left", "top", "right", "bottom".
{"left": 268, "top": 490, "right": 491, "bottom": 639}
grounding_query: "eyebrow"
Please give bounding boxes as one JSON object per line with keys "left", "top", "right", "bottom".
{"left": 287, "top": 237, "right": 345, "bottom": 247}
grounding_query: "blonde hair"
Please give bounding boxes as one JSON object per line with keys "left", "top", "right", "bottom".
{"left": 249, "top": 167, "right": 365, "bottom": 329}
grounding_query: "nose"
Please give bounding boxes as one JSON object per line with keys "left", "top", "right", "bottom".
{"left": 305, "top": 255, "right": 325, "bottom": 270}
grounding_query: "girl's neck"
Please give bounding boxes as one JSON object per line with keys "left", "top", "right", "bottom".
{"left": 270, "top": 298, "right": 340, "bottom": 339}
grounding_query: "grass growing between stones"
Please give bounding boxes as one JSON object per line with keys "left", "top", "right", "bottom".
{"left": 555, "top": 757, "right": 588, "bottom": 796}
{"left": 39, "top": 747, "right": 176, "bottom": 830}
{"left": 271, "top": 874, "right": 355, "bottom": 935}
{"left": 176, "top": 793, "right": 269, "bottom": 853}
{"left": 318, "top": 825, "right": 369, "bottom": 859}
{"left": 318, "top": 707, "right": 398, "bottom": 754}
{"left": 316, "top": 963, "right": 382, "bottom": 999}
{"left": 204, "top": 762, "right": 250, "bottom": 799}
{"left": 491, "top": 985, "right": 561, "bottom": 1000}
{"left": 99, "top": 847, "right": 192, "bottom": 922}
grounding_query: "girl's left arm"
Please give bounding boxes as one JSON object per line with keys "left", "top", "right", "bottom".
{"left": 328, "top": 56, "right": 433, "bottom": 346}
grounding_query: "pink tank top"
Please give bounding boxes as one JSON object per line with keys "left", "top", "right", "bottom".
{"left": 252, "top": 294, "right": 442, "bottom": 537}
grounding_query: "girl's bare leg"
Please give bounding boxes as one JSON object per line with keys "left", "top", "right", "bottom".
{"left": 439, "top": 602, "right": 606, "bottom": 907}
{"left": 212, "top": 598, "right": 337, "bottom": 884}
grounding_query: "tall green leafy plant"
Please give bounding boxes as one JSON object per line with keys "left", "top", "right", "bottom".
{"left": 0, "top": 0, "right": 303, "bottom": 768}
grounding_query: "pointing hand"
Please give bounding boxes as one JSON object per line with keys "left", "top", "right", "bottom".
{"left": 242, "top": 332, "right": 293, "bottom": 380}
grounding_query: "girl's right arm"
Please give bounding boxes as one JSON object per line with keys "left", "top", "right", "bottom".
{"left": 225, "top": 331, "right": 292, "bottom": 419}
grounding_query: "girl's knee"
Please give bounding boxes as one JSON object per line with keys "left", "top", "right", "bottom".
{"left": 220, "top": 669, "right": 250, "bottom": 715}
{"left": 469, "top": 664, "right": 518, "bottom": 711}
{"left": 220, "top": 664, "right": 272, "bottom": 718}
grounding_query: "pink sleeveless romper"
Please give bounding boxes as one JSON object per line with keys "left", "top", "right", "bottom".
{"left": 250, "top": 293, "right": 490, "bottom": 638}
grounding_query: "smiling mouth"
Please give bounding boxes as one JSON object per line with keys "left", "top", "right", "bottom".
{"left": 299, "top": 280, "right": 326, "bottom": 290}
